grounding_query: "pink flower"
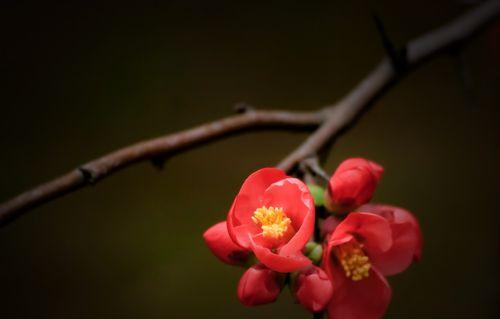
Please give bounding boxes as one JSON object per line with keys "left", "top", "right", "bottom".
{"left": 237, "top": 264, "right": 282, "bottom": 306}
{"left": 325, "top": 158, "right": 383, "bottom": 213}
{"left": 227, "top": 168, "right": 315, "bottom": 273}
{"left": 294, "top": 265, "right": 333, "bottom": 312}
{"left": 203, "top": 221, "right": 249, "bottom": 266}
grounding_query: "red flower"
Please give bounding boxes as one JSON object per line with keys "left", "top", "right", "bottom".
{"left": 325, "top": 158, "right": 383, "bottom": 213}
{"left": 203, "top": 221, "right": 249, "bottom": 266}
{"left": 323, "top": 213, "right": 394, "bottom": 319}
{"left": 237, "top": 264, "right": 282, "bottom": 306}
{"left": 227, "top": 168, "right": 315, "bottom": 273}
{"left": 294, "top": 265, "right": 333, "bottom": 312}
{"left": 358, "top": 203, "right": 423, "bottom": 275}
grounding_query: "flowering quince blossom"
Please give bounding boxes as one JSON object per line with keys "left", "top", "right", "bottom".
{"left": 227, "top": 168, "right": 315, "bottom": 273}
{"left": 203, "top": 158, "right": 422, "bottom": 318}
{"left": 323, "top": 213, "right": 393, "bottom": 319}
{"left": 322, "top": 209, "right": 422, "bottom": 319}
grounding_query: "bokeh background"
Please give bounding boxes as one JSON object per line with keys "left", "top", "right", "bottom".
{"left": 1, "top": 1, "right": 500, "bottom": 318}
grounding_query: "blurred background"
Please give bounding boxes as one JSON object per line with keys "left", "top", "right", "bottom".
{"left": 1, "top": 0, "right": 499, "bottom": 318}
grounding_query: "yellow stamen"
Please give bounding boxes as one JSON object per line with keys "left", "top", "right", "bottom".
{"left": 252, "top": 206, "right": 291, "bottom": 239}
{"left": 335, "top": 242, "right": 371, "bottom": 281}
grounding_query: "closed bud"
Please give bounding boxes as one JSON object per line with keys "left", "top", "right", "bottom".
{"left": 237, "top": 264, "right": 282, "bottom": 306}
{"left": 294, "top": 266, "right": 333, "bottom": 312}
{"left": 203, "top": 221, "right": 249, "bottom": 266}
{"left": 325, "top": 158, "right": 383, "bottom": 213}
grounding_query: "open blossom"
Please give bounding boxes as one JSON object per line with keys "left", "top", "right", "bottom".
{"left": 325, "top": 158, "right": 383, "bottom": 213}
{"left": 237, "top": 264, "right": 282, "bottom": 306}
{"left": 358, "top": 203, "right": 423, "bottom": 275}
{"left": 203, "top": 221, "right": 249, "bottom": 266}
{"left": 294, "top": 265, "right": 333, "bottom": 312}
{"left": 227, "top": 168, "right": 315, "bottom": 273}
{"left": 323, "top": 211, "right": 421, "bottom": 319}
{"left": 203, "top": 160, "right": 422, "bottom": 315}
{"left": 323, "top": 213, "right": 392, "bottom": 319}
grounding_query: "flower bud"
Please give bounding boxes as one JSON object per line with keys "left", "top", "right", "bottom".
{"left": 203, "top": 221, "right": 249, "bottom": 266}
{"left": 325, "top": 158, "right": 383, "bottom": 213}
{"left": 237, "top": 264, "right": 282, "bottom": 306}
{"left": 294, "top": 266, "right": 333, "bottom": 312}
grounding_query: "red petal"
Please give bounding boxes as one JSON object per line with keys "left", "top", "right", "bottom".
{"left": 203, "top": 221, "right": 249, "bottom": 266}
{"left": 262, "top": 178, "right": 315, "bottom": 255}
{"left": 320, "top": 216, "right": 341, "bottom": 238}
{"left": 359, "top": 204, "right": 423, "bottom": 276}
{"left": 329, "top": 169, "right": 378, "bottom": 207}
{"left": 227, "top": 168, "right": 287, "bottom": 248}
{"left": 295, "top": 266, "right": 334, "bottom": 312}
{"left": 327, "top": 158, "right": 384, "bottom": 210}
{"left": 237, "top": 264, "right": 281, "bottom": 306}
{"left": 335, "top": 158, "right": 384, "bottom": 179}
{"left": 250, "top": 236, "right": 311, "bottom": 273}
{"left": 327, "top": 267, "right": 391, "bottom": 319}
{"left": 329, "top": 212, "right": 392, "bottom": 255}
{"left": 230, "top": 168, "right": 287, "bottom": 224}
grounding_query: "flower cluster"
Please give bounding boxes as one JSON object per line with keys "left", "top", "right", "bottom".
{"left": 203, "top": 158, "right": 422, "bottom": 319}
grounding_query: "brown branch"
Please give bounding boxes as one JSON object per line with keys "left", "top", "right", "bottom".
{"left": 0, "top": 109, "right": 323, "bottom": 226}
{"left": 300, "top": 156, "right": 331, "bottom": 183}
{"left": 1, "top": 0, "right": 499, "bottom": 227}
{"left": 277, "top": 0, "right": 500, "bottom": 172}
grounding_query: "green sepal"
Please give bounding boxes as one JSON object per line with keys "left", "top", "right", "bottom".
{"left": 307, "top": 184, "right": 326, "bottom": 207}
{"left": 308, "top": 244, "right": 323, "bottom": 265}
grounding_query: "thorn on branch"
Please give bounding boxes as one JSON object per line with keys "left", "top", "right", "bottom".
{"left": 372, "top": 11, "right": 408, "bottom": 74}
{"left": 234, "top": 102, "right": 255, "bottom": 114}
{"left": 77, "top": 167, "right": 97, "bottom": 184}
{"left": 151, "top": 156, "right": 169, "bottom": 170}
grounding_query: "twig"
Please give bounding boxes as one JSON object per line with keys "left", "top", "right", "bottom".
{"left": 0, "top": 109, "right": 323, "bottom": 226}
{"left": 1, "top": 0, "right": 499, "bottom": 227}
{"left": 300, "top": 157, "right": 331, "bottom": 183}
{"left": 277, "top": 0, "right": 500, "bottom": 172}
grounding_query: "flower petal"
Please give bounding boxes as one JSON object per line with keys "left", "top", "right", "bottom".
{"left": 327, "top": 267, "right": 391, "bottom": 319}
{"left": 295, "top": 265, "right": 333, "bottom": 312}
{"left": 262, "top": 178, "right": 315, "bottom": 255}
{"left": 237, "top": 264, "right": 282, "bottom": 306}
{"left": 359, "top": 203, "right": 423, "bottom": 276}
{"left": 329, "top": 169, "right": 378, "bottom": 208}
{"left": 203, "top": 221, "right": 249, "bottom": 266}
{"left": 326, "top": 158, "right": 384, "bottom": 211}
{"left": 227, "top": 168, "right": 287, "bottom": 248}
{"left": 320, "top": 216, "right": 341, "bottom": 239}
{"left": 250, "top": 236, "right": 311, "bottom": 273}
{"left": 330, "top": 212, "right": 392, "bottom": 255}
{"left": 335, "top": 158, "right": 384, "bottom": 179}
{"left": 230, "top": 168, "right": 287, "bottom": 225}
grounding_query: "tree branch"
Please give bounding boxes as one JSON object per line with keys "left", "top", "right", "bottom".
{"left": 0, "top": 109, "right": 322, "bottom": 225}
{"left": 1, "top": 0, "right": 499, "bottom": 227}
{"left": 277, "top": 0, "right": 500, "bottom": 172}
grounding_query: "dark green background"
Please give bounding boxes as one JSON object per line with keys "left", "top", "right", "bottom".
{"left": 1, "top": 1, "right": 499, "bottom": 318}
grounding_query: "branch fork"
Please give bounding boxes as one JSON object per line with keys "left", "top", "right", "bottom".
{"left": 1, "top": 0, "right": 499, "bottom": 227}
